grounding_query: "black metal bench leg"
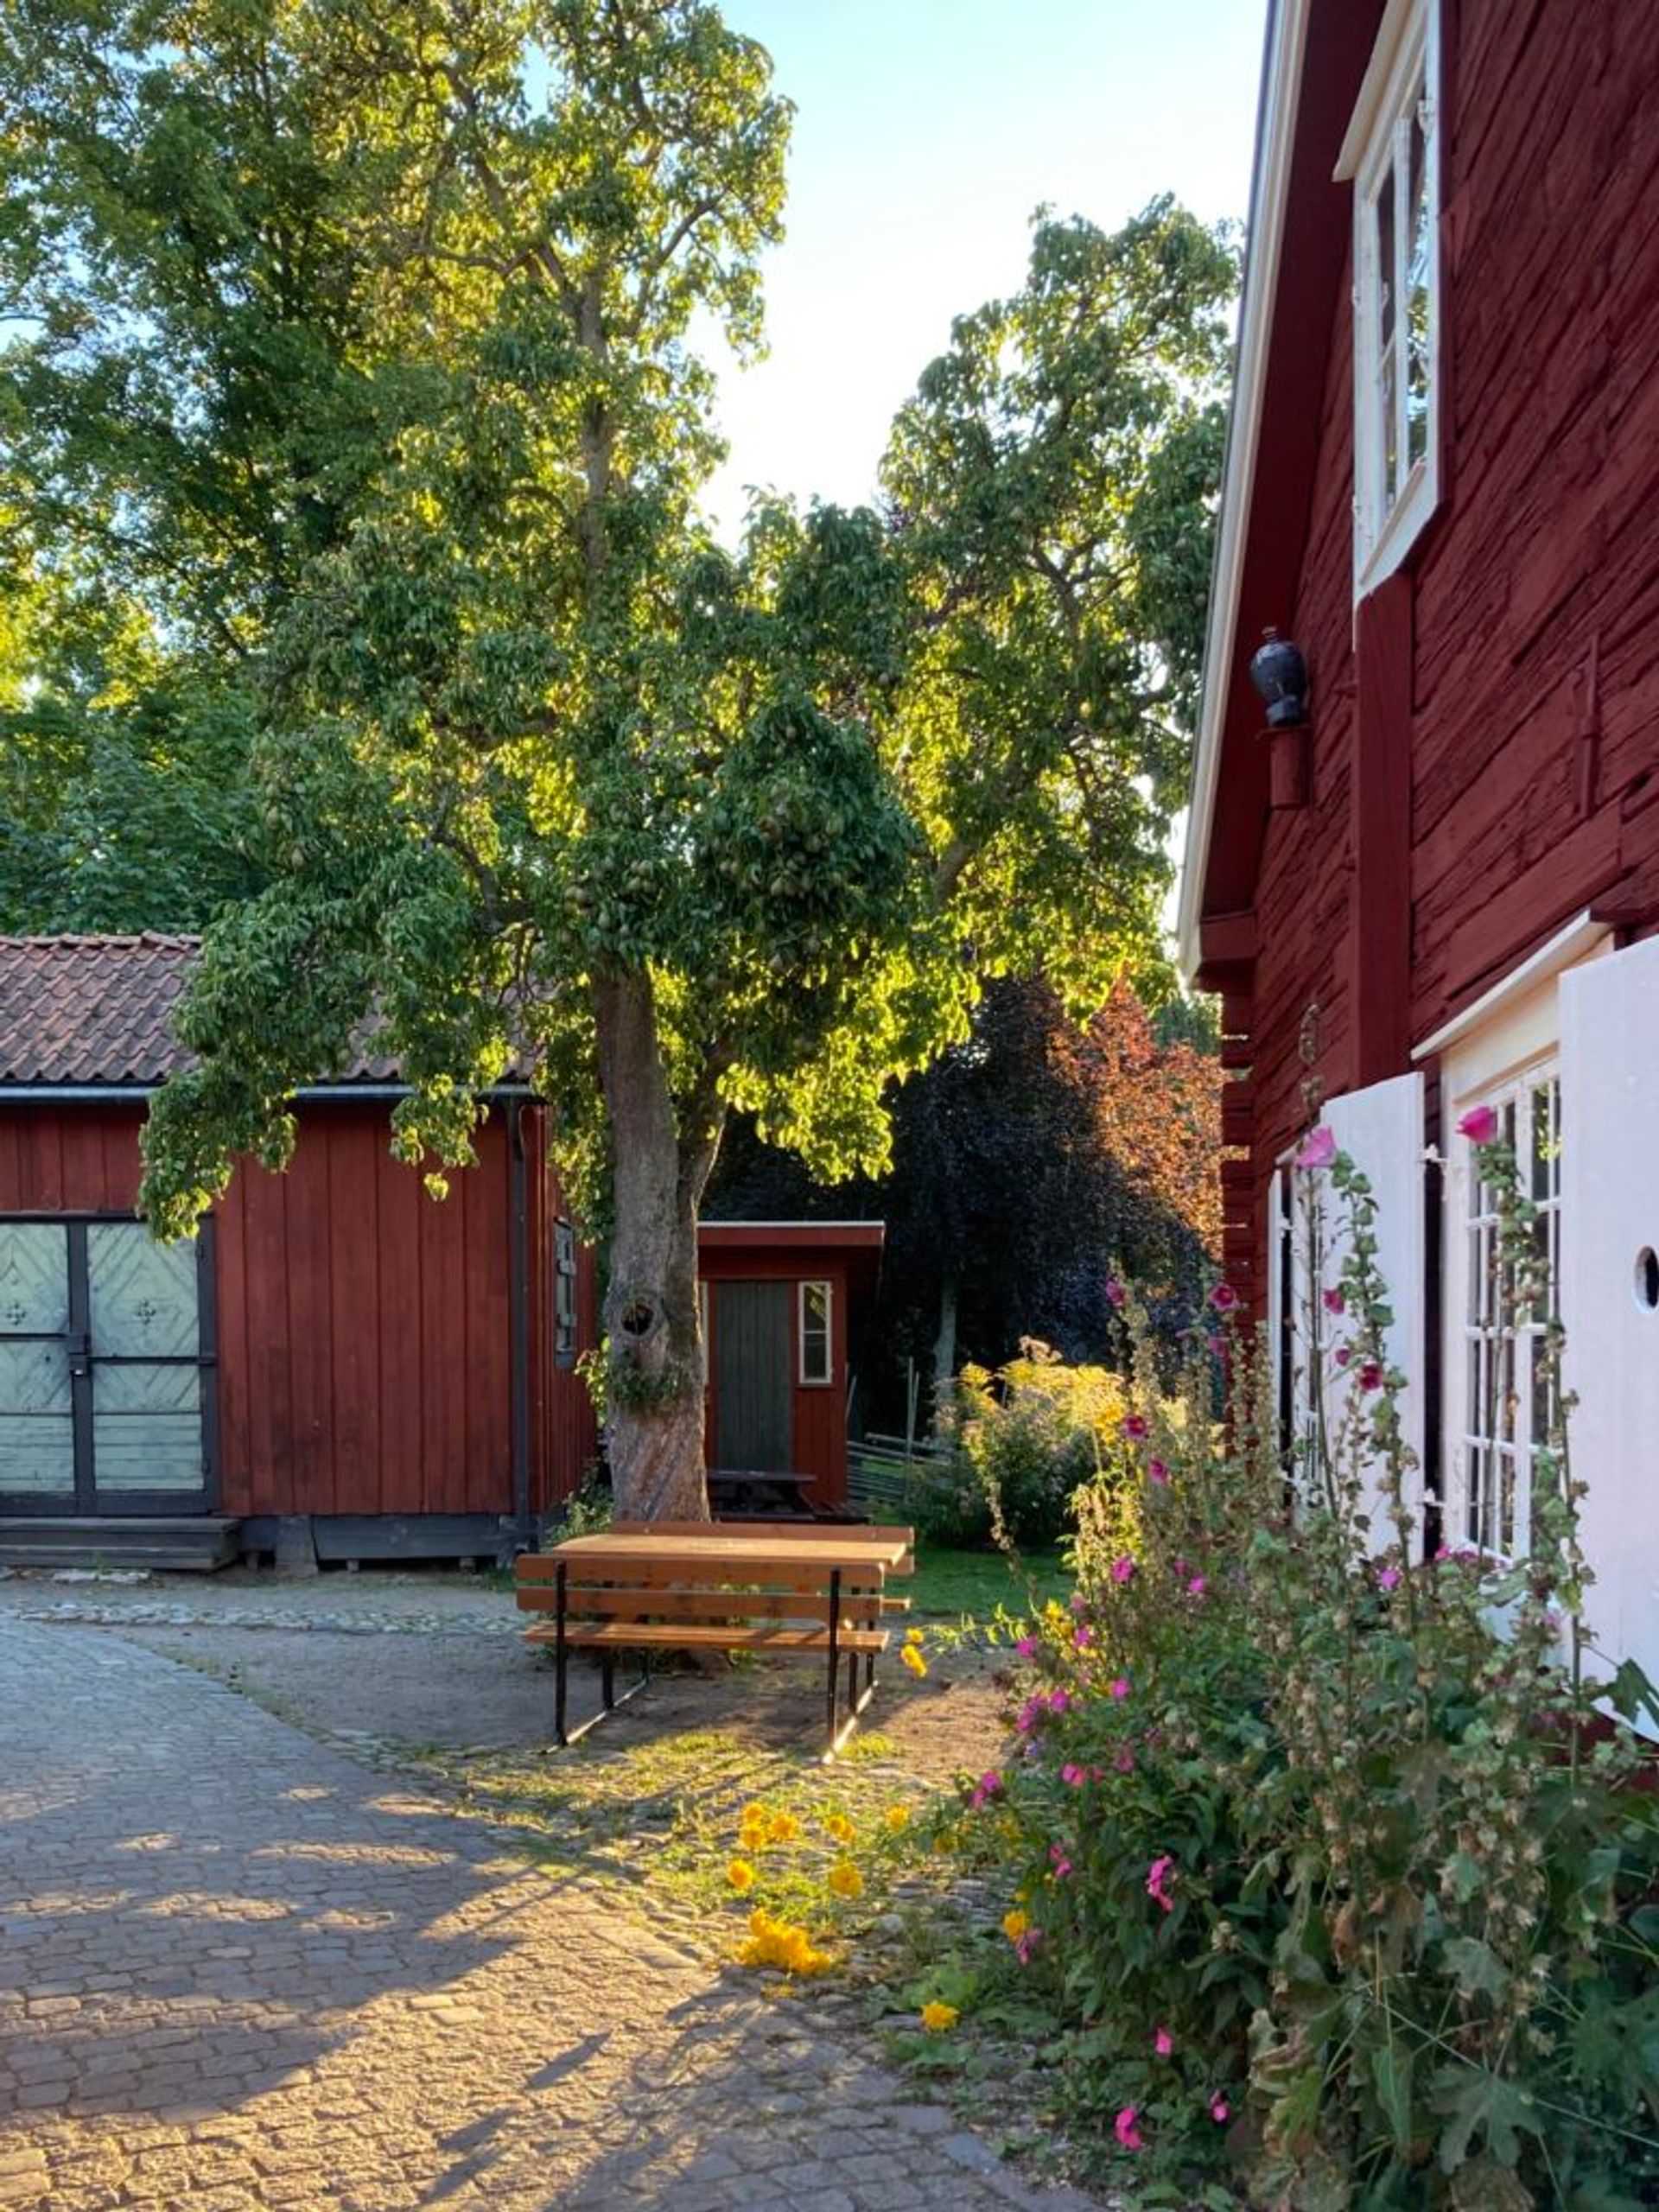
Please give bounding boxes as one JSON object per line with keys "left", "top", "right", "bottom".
{"left": 555, "top": 1562, "right": 569, "bottom": 1747}
{"left": 826, "top": 1570, "right": 842, "bottom": 1751}
{"left": 864, "top": 1649, "right": 875, "bottom": 1694}
{"left": 601, "top": 1653, "right": 616, "bottom": 1712}
{"left": 845, "top": 1650, "right": 858, "bottom": 1718}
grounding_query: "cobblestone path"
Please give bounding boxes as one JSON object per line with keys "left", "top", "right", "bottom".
{"left": 0, "top": 1616, "right": 1109, "bottom": 2212}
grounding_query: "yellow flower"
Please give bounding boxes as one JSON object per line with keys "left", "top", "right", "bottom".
{"left": 827, "top": 1858, "right": 863, "bottom": 1900}
{"left": 900, "top": 1645, "right": 928, "bottom": 1678}
{"left": 767, "top": 1811, "right": 801, "bottom": 1845}
{"left": 727, "top": 1859, "right": 757, "bottom": 1892}
{"left": 823, "top": 1811, "right": 855, "bottom": 1846}
{"left": 905, "top": 1624, "right": 925, "bottom": 1646}
{"left": 1003, "top": 1909, "right": 1031, "bottom": 1943}
{"left": 736, "top": 1907, "right": 832, "bottom": 1977}
{"left": 920, "top": 2001, "right": 959, "bottom": 2032}
{"left": 883, "top": 1805, "right": 911, "bottom": 1834}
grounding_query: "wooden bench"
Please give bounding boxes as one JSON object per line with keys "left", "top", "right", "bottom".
{"left": 515, "top": 1527, "right": 913, "bottom": 1756}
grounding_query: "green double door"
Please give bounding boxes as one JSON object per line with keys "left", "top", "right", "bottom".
{"left": 0, "top": 1219, "right": 214, "bottom": 1514}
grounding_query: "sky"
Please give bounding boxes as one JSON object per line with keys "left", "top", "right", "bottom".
{"left": 696, "top": 0, "right": 1268, "bottom": 543}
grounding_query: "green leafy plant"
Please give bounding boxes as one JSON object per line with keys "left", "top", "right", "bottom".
{"left": 930, "top": 1341, "right": 1135, "bottom": 1548}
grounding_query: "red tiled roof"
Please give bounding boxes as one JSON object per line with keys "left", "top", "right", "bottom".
{"left": 0, "top": 935, "right": 408, "bottom": 1090}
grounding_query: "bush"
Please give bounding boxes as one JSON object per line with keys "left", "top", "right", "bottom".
{"left": 930, "top": 1341, "right": 1134, "bottom": 1548}
{"left": 961, "top": 1136, "right": 1659, "bottom": 2206}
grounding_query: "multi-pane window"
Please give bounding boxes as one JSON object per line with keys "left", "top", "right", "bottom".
{"left": 1459, "top": 1071, "right": 1560, "bottom": 1556}
{"left": 554, "top": 1218, "right": 578, "bottom": 1369}
{"left": 798, "top": 1281, "right": 831, "bottom": 1387}
{"left": 1345, "top": 0, "right": 1440, "bottom": 590}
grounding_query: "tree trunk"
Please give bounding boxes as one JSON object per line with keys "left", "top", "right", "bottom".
{"left": 931, "top": 1272, "right": 959, "bottom": 1428}
{"left": 592, "top": 965, "right": 721, "bottom": 1522}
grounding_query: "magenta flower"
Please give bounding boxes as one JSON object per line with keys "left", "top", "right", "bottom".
{"left": 1114, "top": 2106, "right": 1144, "bottom": 2152}
{"left": 1359, "top": 1360, "right": 1383, "bottom": 1390}
{"left": 1154, "top": 2026, "right": 1173, "bottom": 2057}
{"left": 1114, "top": 1746, "right": 1135, "bottom": 1772}
{"left": 1378, "top": 1564, "right": 1401, "bottom": 1591}
{"left": 1210, "top": 2094, "right": 1230, "bottom": 2124}
{"left": 1104, "top": 1277, "right": 1127, "bottom": 1309}
{"left": 1210, "top": 1282, "right": 1240, "bottom": 1313}
{"left": 1121, "top": 1413, "right": 1149, "bottom": 1442}
{"left": 1207, "top": 1332, "right": 1226, "bottom": 1356}
{"left": 1322, "top": 1287, "right": 1345, "bottom": 1315}
{"left": 1147, "top": 1457, "right": 1170, "bottom": 1484}
{"left": 1296, "top": 1125, "right": 1338, "bottom": 1170}
{"left": 969, "top": 1770, "right": 1002, "bottom": 1809}
{"left": 1146, "top": 1854, "right": 1175, "bottom": 1912}
{"left": 1458, "top": 1103, "right": 1500, "bottom": 1144}
{"left": 1111, "top": 1554, "right": 1135, "bottom": 1584}
{"left": 1014, "top": 1929, "right": 1039, "bottom": 1965}
{"left": 1185, "top": 1574, "right": 1207, "bottom": 1599}
{"left": 1049, "top": 1844, "right": 1072, "bottom": 1878}
{"left": 1060, "top": 1762, "right": 1087, "bottom": 1787}
{"left": 1073, "top": 1625, "right": 1095, "bottom": 1649}
{"left": 1014, "top": 1635, "right": 1038, "bottom": 1659}
{"left": 1334, "top": 1345, "right": 1351, "bottom": 1368}
{"left": 1047, "top": 1688, "right": 1073, "bottom": 1714}
{"left": 1109, "top": 1676, "right": 1131, "bottom": 1700}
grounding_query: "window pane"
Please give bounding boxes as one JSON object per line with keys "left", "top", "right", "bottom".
{"left": 1406, "top": 92, "right": 1431, "bottom": 471}
{"left": 800, "top": 1281, "right": 830, "bottom": 1384}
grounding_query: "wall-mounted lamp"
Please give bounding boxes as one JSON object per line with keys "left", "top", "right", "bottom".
{"left": 1250, "top": 629, "right": 1311, "bottom": 810}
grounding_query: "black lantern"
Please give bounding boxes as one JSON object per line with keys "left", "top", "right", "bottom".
{"left": 1249, "top": 630, "right": 1309, "bottom": 727}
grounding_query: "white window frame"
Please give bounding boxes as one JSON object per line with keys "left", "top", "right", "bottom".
{"left": 553, "top": 1217, "right": 579, "bottom": 1370}
{"left": 1338, "top": 0, "right": 1441, "bottom": 598}
{"left": 798, "top": 1279, "right": 832, "bottom": 1388}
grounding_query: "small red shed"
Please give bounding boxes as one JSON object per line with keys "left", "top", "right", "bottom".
{"left": 0, "top": 934, "right": 599, "bottom": 1566}
{"left": 696, "top": 1222, "right": 884, "bottom": 1509}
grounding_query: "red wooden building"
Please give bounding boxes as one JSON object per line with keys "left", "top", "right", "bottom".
{"left": 1180, "top": 0, "right": 1659, "bottom": 1689}
{"left": 0, "top": 934, "right": 599, "bottom": 1565}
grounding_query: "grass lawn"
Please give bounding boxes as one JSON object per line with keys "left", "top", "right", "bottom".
{"left": 908, "top": 1542, "right": 1071, "bottom": 1622}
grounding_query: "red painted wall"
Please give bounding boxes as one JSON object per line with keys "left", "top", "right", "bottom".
{"left": 0, "top": 1098, "right": 595, "bottom": 1521}
{"left": 698, "top": 1251, "right": 851, "bottom": 1503}
{"left": 1205, "top": 0, "right": 1659, "bottom": 1291}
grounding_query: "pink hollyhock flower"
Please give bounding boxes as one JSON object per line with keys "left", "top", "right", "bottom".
{"left": 1015, "top": 1929, "right": 1039, "bottom": 1965}
{"left": 1073, "top": 1625, "right": 1095, "bottom": 1649}
{"left": 1114, "top": 1745, "right": 1135, "bottom": 1772}
{"left": 1121, "top": 1414, "right": 1149, "bottom": 1441}
{"left": 1111, "top": 1554, "right": 1135, "bottom": 1584}
{"left": 1378, "top": 1564, "right": 1401, "bottom": 1591}
{"left": 1296, "top": 1125, "right": 1338, "bottom": 1170}
{"left": 1114, "top": 2106, "right": 1144, "bottom": 2152}
{"left": 1210, "top": 2095, "right": 1230, "bottom": 2124}
{"left": 1147, "top": 1458, "right": 1170, "bottom": 1484}
{"left": 1146, "top": 1855, "right": 1175, "bottom": 1911}
{"left": 1104, "top": 1277, "right": 1127, "bottom": 1309}
{"left": 1322, "top": 1287, "right": 1345, "bottom": 1315}
{"left": 1060, "top": 1762, "right": 1087, "bottom": 1787}
{"left": 1109, "top": 1676, "right": 1131, "bottom": 1700}
{"left": 1210, "top": 1282, "right": 1239, "bottom": 1313}
{"left": 1458, "top": 1103, "right": 1500, "bottom": 1144}
{"left": 1071, "top": 1592, "right": 1088, "bottom": 1613}
{"left": 1049, "top": 1844, "right": 1072, "bottom": 1878}
{"left": 1208, "top": 1332, "right": 1226, "bottom": 1356}
{"left": 1047, "top": 1688, "right": 1072, "bottom": 1714}
{"left": 1359, "top": 1360, "right": 1383, "bottom": 1390}
{"left": 1186, "top": 1574, "right": 1207, "bottom": 1599}
{"left": 969, "top": 1770, "right": 1002, "bottom": 1809}
{"left": 1014, "top": 1635, "right": 1038, "bottom": 1658}
{"left": 1333, "top": 1345, "right": 1351, "bottom": 1368}
{"left": 1154, "top": 2026, "right": 1173, "bottom": 2057}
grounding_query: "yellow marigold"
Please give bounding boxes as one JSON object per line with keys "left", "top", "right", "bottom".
{"left": 920, "top": 2001, "right": 959, "bottom": 2033}
{"left": 766, "top": 1811, "right": 802, "bottom": 1845}
{"left": 900, "top": 1645, "right": 928, "bottom": 1678}
{"left": 727, "top": 1859, "right": 757, "bottom": 1892}
{"left": 827, "top": 1858, "right": 863, "bottom": 1900}
{"left": 735, "top": 1907, "right": 832, "bottom": 1977}
{"left": 1003, "top": 1909, "right": 1031, "bottom": 1943}
{"left": 883, "top": 1804, "right": 911, "bottom": 1833}
{"left": 905, "top": 1624, "right": 925, "bottom": 1646}
{"left": 823, "top": 1811, "right": 855, "bottom": 1846}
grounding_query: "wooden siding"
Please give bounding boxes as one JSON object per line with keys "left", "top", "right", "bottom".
{"left": 1212, "top": 0, "right": 1659, "bottom": 1296}
{"left": 0, "top": 1098, "right": 597, "bottom": 1521}
{"left": 698, "top": 1250, "right": 851, "bottom": 1503}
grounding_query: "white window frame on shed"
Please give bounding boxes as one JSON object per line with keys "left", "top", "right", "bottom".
{"left": 798, "top": 1279, "right": 832, "bottom": 1388}
{"left": 1337, "top": 0, "right": 1442, "bottom": 598}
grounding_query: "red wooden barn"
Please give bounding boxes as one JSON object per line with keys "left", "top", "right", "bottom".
{"left": 1180, "top": 0, "right": 1659, "bottom": 1690}
{"left": 0, "top": 933, "right": 599, "bottom": 1567}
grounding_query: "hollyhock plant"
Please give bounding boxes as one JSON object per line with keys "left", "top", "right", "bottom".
{"left": 1322, "top": 1287, "right": 1345, "bottom": 1314}
{"left": 1114, "top": 2106, "right": 1144, "bottom": 2152}
{"left": 1121, "top": 1413, "right": 1149, "bottom": 1441}
{"left": 1111, "top": 1554, "right": 1135, "bottom": 1583}
{"left": 1146, "top": 1855, "right": 1175, "bottom": 1911}
{"left": 1104, "top": 1277, "right": 1127, "bottom": 1309}
{"left": 1458, "top": 1103, "right": 1500, "bottom": 1143}
{"left": 1154, "top": 2026, "right": 1174, "bottom": 2057}
{"left": 1210, "top": 1282, "right": 1240, "bottom": 1313}
{"left": 1146, "top": 1457, "right": 1169, "bottom": 1484}
{"left": 1296, "top": 1124, "right": 1338, "bottom": 1169}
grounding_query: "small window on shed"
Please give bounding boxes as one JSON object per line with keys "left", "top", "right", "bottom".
{"left": 554, "top": 1219, "right": 578, "bottom": 1369}
{"left": 798, "top": 1280, "right": 832, "bottom": 1387}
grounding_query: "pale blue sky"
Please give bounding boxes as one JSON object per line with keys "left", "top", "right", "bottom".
{"left": 698, "top": 0, "right": 1268, "bottom": 541}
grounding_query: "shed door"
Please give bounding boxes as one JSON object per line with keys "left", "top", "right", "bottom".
{"left": 0, "top": 1219, "right": 213, "bottom": 1515}
{"left": 714, "top": 1281, "right": 793, "bottom": 1472}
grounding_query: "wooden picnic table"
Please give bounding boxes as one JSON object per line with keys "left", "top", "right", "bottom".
{"left": 517, "top": 1524, "right": 914, "bottom": 1752}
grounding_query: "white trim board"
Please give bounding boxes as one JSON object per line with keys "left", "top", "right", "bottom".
{"left": 1411, "top": 913, "right": 1612, "bottom": 1062}
{"left": 1175, "top": 0, "right": 1313, "bottom": 982}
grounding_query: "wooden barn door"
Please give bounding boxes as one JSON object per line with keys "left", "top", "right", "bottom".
{"left": 0, "top": 1218, "right": 214, "bottom": 1515}
{"left": 713, "top": 1281, "right": 793, "bottom": 1471}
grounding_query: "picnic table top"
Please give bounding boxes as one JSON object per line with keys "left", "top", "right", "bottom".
{"left": 543, "top": 1529, "right": 912, "bottom": 1573}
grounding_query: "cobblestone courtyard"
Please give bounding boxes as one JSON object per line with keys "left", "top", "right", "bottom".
{"left": 0, "top": 1612, "right": 1109, "bottom": 2212}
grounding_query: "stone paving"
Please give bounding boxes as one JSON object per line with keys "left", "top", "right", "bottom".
{"left": 0, "top": 1615, "right": 1112, "bottom": 2212}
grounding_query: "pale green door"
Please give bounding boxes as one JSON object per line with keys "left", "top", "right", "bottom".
{"left": 0, "top": 1224, "right": 76, "bottom": 1503}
